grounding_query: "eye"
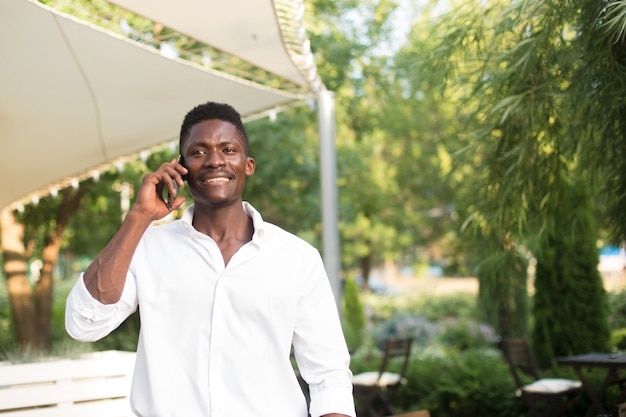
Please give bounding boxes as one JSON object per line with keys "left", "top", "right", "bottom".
{"left": 224, "top": 147, "right": 236, "bottom": 153}
{"left": 190, "top": 149, "right": 206, "bottom": 157}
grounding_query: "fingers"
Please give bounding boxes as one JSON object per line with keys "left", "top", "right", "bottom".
{"left": 162, "top": 158, "right": 191, "bottom": 211}
{"left": 134, "top": 159, "right": 188, "bottom": 217}
{"left": 163, "top": 158, "right": 188, "bottom": 200}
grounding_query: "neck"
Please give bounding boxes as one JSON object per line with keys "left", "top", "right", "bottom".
{"left": 192, "top": 202, "right": 252, "bottom": 243}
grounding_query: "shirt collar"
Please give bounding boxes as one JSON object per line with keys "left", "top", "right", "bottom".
{"left": 180, "top": 202, "right": 267, "bottom": 243}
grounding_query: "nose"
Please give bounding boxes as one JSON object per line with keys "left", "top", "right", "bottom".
{"left": 205, "top": 149, "right": 226, "bottom": 167}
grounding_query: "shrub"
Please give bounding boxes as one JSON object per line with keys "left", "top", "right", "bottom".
{"left": 342, "top": 276, "right": 365, "bottom": 351}
{"left": 436, "top": 318, "right": 499, "bottom": 350}
{"left": 349, "top": 345, "right": 525, "bottom": 417}
{"left": 370, "top": 312, "right": 440, "bottom": 348}
{"left": 608, "top": 290, "right": 626, "bottom": 330}
{"left": 532, "top": 179, "right": 610, "bottom": 366}
{"left": 611, "top": 328, "right": 626, "bottom": 350}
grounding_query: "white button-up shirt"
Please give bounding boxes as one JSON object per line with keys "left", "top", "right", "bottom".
{"left": 66, "top": 202, "right": 355, "bottom": 417}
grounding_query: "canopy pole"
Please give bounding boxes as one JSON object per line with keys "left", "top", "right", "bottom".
{"left": 317, "top": 90, "right": 342, "bottom": 311}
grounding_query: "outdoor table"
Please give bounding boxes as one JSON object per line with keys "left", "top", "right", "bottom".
{"left": 557, "top": 352, "right": 626, "bottom": 417}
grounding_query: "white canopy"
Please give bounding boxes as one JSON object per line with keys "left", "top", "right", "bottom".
{"left": 108, "top": 0, "right": 321, "bottom": 90}
{"left": 0, "top": 0, "right": 321, "bottom": 211}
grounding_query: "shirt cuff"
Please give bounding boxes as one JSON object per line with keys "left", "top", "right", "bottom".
{"left": 69, "top": 275, "right": 119, "bottom": 321}
{"left": 308, "top": 383, "right": 356, "bottom": 417}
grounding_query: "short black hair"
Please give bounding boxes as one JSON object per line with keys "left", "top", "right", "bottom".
{"left": 179, "top": 101, "right": 249, "bottom": 154}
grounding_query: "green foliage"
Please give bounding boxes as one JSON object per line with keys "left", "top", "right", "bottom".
{"left": 417, "top": 293, "right": 478, "bottom": 322}
{"left": 351, "top": 345, "right": 523, "bottom": 417}
{"left": 352, "top": 288, "right": 624, "bottom": 416}
{"left": 476, "top": 241, "right": 529, "bottom": 338}
{"left": 307, "top": 0, "right": 465, "bottom": 280}
{"left": 0, "top": 282, "right": 16, "bottom": 356}
{"left": 368, "top": 310, "right": 498, "bottom": 353}
{"left": 244, "top": 108, "right": 321, "bottom": 241}
{"left": 93, "top": 312, "right": 140, "bottom": 352}
{"left": 436, "top": 319, "right": 499, "bottom": 351}
{"left": 400, "top": 348, "right": 522, "bottom": 417}
{"left": 0, "top": 277, "right": 138, "bottom": 360}
{"left": 610, "top": 328, "right": 626, "bottom": 351}
{"left": 608, "top": 290, "right": 626, "bottom": 330}
{"left": 404, "top": 0, "right": 625, "bottom": 372}
{"left": 532, "top": 179, "right": 610, "bottom": 366}
{"left": 363, "top": 291, "right": 478, "bottom": 324}
{"left": 341, "top": 276, "right": 365, "bottom": 351}
{"left": 370, "top": 312, "right": 440, "bottom": 348}
{"left": 351, "top": 291, "right": 514, "bottom": 416}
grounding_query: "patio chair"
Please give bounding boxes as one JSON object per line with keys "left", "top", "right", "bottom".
{"left": 352, "top": 338, "right": 413, "bottom": 417}
{"left": 500, "top": 337, "right": 582, "bottom": 417}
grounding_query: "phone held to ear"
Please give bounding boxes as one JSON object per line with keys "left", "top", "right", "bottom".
{"left": 166, "top": 180, "right": 179, "bottom": 211}
{"left": 167, "top": 156, "right": 186, "bottom": 210}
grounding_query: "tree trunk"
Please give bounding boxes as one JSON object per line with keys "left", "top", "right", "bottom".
{"left": 34, "top": 240, "right": 60, "bottom": 349}
{"left": 1, "top": 185, "right": 88, "bottom": 351}
{"left": 35, "top": 187, "right": 88, "bottom": 350}
{"left": 359, "top": 251, "right": 372, "bottom": 291}
{"left": 1, "top": 209, "right": 37, "bottom": 347}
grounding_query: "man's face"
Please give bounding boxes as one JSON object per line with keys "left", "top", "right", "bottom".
{"left": 181, "top": 119, "right": 255, "bottom": 209}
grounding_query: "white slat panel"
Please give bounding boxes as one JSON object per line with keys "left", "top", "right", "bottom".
{"left": 0, "top": 351, "right": 135, "bottom": 386}
{"left": 0, "top": 351, "right": 135, "bottom": 415}
{"left": 0, "top": 375, "right": 131, "bottom": 409}
{"left": 0, "top": 397, "right": 133, "bottom": 417}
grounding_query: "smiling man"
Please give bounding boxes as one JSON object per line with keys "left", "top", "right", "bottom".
{"left": 65, "top": 102, "right": 356, "bottom": 417}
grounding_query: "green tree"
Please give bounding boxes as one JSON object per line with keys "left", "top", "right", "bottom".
{"left": 475, "top": 236, "right": 529, "bottom": 338}
{"left": 341, "top": 276, "right": 365, "bottom": 351}
{"left": 244, "top": 108, "right": 322, "bottom": 241}
{"left": 307, "top": 0, "right": 440, "bottom": 287}
{"left": 399, "top": 0, "right": 622, "bottom": 355}
{"left": 532, "top": 178, "right": 609, "bottom": 366}
{"left": 2, "top": 185, "right": 90, "bottom": 349}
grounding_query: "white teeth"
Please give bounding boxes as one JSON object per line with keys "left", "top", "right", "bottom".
{"left": 206, "top": 177, "right": 229, "bottom": 183}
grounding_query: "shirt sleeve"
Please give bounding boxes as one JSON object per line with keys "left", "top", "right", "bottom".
{"left": 292, "top": 250, "right": 356, "bottom": 417}
{"left": 65, "top": 273, "right": 137, "bottom": 342}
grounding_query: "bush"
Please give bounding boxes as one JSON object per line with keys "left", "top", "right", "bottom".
{"left": 532, "top": 179, "right": 610, "bottom": 366}
{"left": 608, "top": 289, "right": 626, "bottom": 330}
{"left": 342, "top": 276, "right": 365, "bottom": 351}
{"left": 402, "top": 347, "right": 523, "bottom": 417}
{"left": 350, "top": 345, "right": 524, "bottom": 417}
{"left": 370, "top": 312, "right": 440, "bottom": 348}
{"left": 611, "top": 328, "right": 626, "bottom": 350}
{"left": 436, "top": 318, "right": 499, "bottom": 350}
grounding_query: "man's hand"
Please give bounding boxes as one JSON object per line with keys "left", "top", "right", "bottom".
{"left": 82, "top": 158, "right": 187, "bottom": 304}
{"left": 133, "top": 158, "right": 187, "bottom": 220}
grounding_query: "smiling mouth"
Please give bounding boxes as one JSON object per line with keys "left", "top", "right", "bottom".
{"left": 204, "top": 177, "right": 230, "bottom": 183}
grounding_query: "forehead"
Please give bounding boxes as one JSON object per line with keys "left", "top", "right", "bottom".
{"left": 185, "top": 119, "right": 245, "bottom": 145}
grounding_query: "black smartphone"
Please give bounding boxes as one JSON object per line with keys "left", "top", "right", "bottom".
{"left": 167, "top": 156, "right": 186, "bottom": 210}
{"left": 166, "top": 180, "right": 179, "bottom": 211}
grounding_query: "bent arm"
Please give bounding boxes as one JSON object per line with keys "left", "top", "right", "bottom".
{"left": 83, "top": 209, "right": 152, "bottom": 304}
{"left": 82, "top": 160, "right": 186, "bottom": 304}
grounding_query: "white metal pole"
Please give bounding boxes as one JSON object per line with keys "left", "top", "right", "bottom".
{"left": 317, "top": 90, "right": 342, "bottom": 310}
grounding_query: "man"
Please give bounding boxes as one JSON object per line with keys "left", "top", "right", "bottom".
{"left": 65, "top": 102, "right": 356, "bottom": 417}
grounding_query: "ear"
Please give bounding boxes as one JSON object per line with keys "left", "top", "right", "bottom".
{"left": 245, "top": 157, "right": 256, "bottom": 176}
